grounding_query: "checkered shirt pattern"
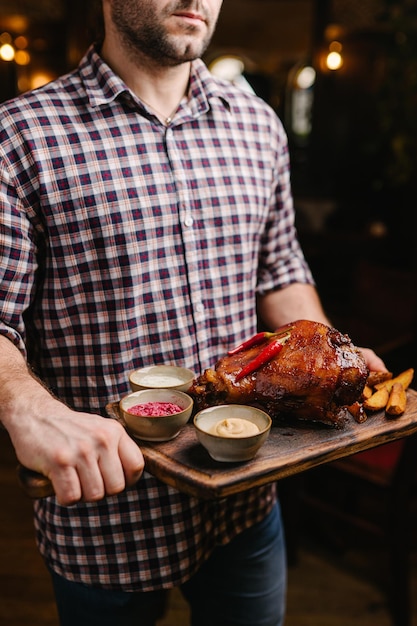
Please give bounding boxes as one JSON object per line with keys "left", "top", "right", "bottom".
{"left": 0, "top": 45, "right": 314, "bottom": 590}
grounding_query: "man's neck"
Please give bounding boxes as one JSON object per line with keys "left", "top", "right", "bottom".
{"left": 101, "top": 34, "right": 191, "bottom": 122}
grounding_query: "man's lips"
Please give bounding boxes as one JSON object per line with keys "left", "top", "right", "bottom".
{"left": 173, "top": 11, "right": 206, "bottom": 24}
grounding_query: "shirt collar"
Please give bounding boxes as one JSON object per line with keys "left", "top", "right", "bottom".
{"left": 79, "top": 44, "right": 231, "bottom": 119}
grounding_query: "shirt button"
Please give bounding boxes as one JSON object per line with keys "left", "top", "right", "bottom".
{"left": 184, "top": 215, "right": 193, "bottom": 227}
{"left": 195, "top": 302, "right": 204, "bottom": 313}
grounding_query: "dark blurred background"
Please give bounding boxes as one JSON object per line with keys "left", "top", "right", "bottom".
{"left": 1, "top": 0, "right": 416, "bottom": 375}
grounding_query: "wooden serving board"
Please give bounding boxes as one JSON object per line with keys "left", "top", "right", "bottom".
{"left": 105, "top": 389, "right": 417, "bottom": 499}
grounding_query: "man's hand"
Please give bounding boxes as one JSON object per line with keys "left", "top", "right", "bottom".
{"left": 0, "top": 337, "right": 144, "bottom": 506}
{"left": 359, "top": 346, "right": 387, "bottom": 373}
{"left": 7, "top": 401, "right": 144, "bottom": 506}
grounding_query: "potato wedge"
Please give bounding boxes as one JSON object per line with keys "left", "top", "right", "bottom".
{"left": 363, "top": 386, "right": 389, "bottom": 411}
{"left": 361, "top": 385, "right": 373, "bottom": 401}
{"left": 375, "top": 368, "right": 414, "bottom": 392}
{"left": 366, "top": 371, "right": 393, "bottom": 387}
{"left": 386, "top": 382, "right": 407, "bottom": 417}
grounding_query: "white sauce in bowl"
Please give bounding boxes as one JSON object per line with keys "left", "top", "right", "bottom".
{"left": 137, "top": 374, "right": 187, "bottom": 387}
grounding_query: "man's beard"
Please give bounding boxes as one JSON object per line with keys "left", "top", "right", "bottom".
{"left": 110, "top": 1, "right": 217, "bottom": 66}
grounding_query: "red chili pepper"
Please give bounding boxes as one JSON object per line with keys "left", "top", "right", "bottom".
{"left": 235, "top": 338, "right": 285, "bottom": 381}
{"left": 227, "top": 331, "right": 274, "bottom": 356}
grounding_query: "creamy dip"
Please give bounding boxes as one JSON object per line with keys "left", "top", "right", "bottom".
{"left": 136, "top": 374, "right": 186, "bottom": 387}
{"left": 209, "top": 417, "right": 260, "bottom": 438}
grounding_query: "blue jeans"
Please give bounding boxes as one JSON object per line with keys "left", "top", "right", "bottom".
{"left": 49, "top": 501, "right": 286, "bottom": 626}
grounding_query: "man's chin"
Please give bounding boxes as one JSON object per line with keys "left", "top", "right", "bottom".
{"left": 165, "top": 40, "right": 210, "bottom": 64}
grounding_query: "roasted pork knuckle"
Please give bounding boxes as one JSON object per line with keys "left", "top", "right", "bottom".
{"left": 190, "top": 320, "right": 369, "bottom": 427}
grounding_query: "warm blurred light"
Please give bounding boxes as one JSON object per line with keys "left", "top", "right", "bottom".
{"left": 2, "top": 15, "right": 29, "bottom": 33}
{"left": 295, "top": 66, "right": 316, "bottom": 89}
{"left": 324, "top": 23, "right": 345, "bottom": 45}
{"left": 326, "top": 50, "right": 343, "bottom": 71}
{"left": 209, "top": 55, "right": 245, "bottom": 81}
{"left": 209, "top": 55, "right": 255, "bottom": 94}
{"left": 14, "top": 35, "right": 28, "bottom": 49}
{"left": 0, "top": 32, "right": 13, "bottom": 45}
{"left": 32, "top": 37, "right": 48, "bottom": 52}
{"left": 30, "top": 71, "right": 55, "bottom": 89}
{"left": 14, "top": 49, "right": 31, "bottom": 65}
{"left": 369, "top": 220, "right": 388, "bottom": 239}
{"left": 0, "top": 43, "right": 15, "bottom": 61}
{"left": 329, "top": 40, "right": 343, "bottom": 53}
{"left": 325, "top": 41, "right": 344, "bottom": 71}
{"left": 17, "top": 75, "right": 31, "bottom": 93}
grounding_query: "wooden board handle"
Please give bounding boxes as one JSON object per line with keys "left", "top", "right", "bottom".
{"left": 17, "top": 465, "right": 55, "bottom": 499}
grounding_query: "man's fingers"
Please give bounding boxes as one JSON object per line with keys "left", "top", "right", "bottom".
{"left": 117, "top": 433, "right": 145, "bottom": 487}
{"left": 49, "top": 465, "right": 82, "bottom": 506}
{"left": 359, "top": 346, "right": 388, "bottom": 372}
{"left": 55, "top": 429, "right": 144, "bottom": 503}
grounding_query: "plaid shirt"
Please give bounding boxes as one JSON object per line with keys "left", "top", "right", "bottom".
{"left": 0, "top": 46, "right": 314, "bottom": 591}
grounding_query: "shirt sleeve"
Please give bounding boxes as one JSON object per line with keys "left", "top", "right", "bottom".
{"left": 256, "top": 115, "right": 315, "bottom": 295}
{"left": 0, "top": 156, "right": 39, "bottom": 356}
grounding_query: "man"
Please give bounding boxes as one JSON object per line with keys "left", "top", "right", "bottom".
{"left": 0, "top": 1, "right": 385, "bottom": 625}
